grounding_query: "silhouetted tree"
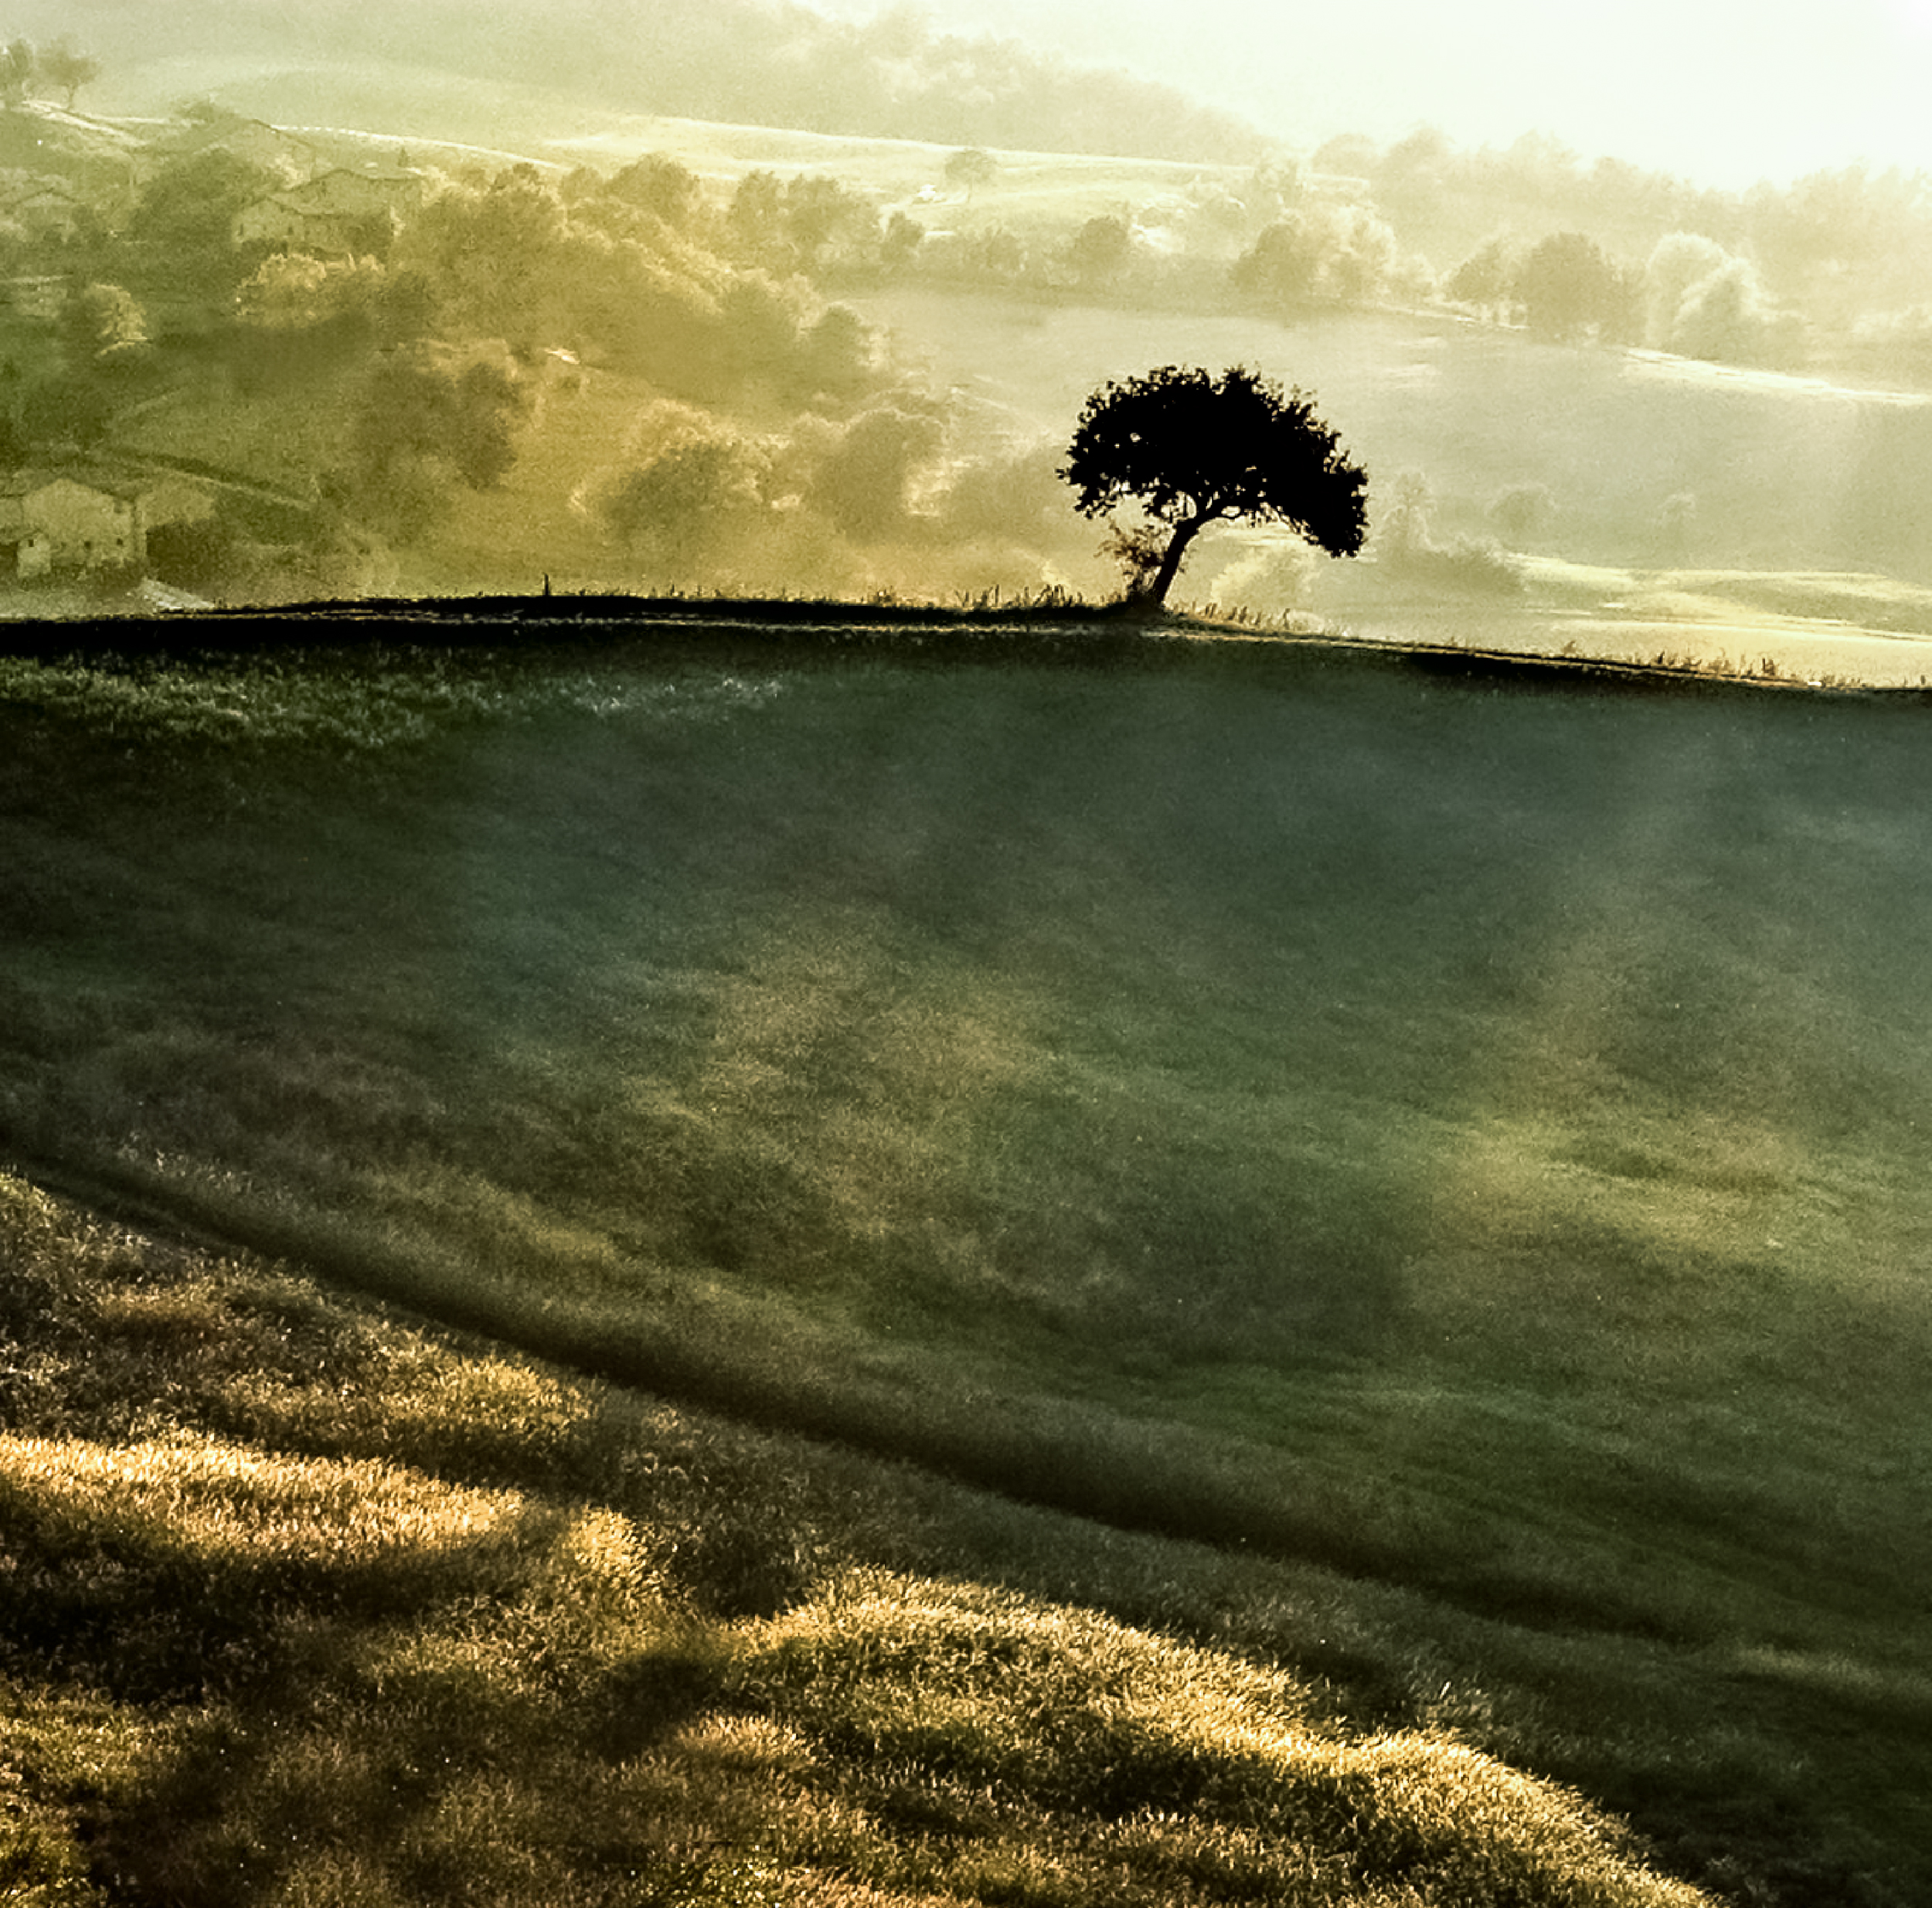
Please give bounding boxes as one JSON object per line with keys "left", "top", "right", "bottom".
{"left": 1060, "top": 363, "right": 1366, "bottom": 606}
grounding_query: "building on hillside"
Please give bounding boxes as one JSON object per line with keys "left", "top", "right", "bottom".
{"left": 294, "top": 168, "right": 427, "bottom": 217}
{"left": 0, "top": 467, "right": 213, "bottom": 578}
{"left": 231, "top": 168, "right": 426, "bottom": 254}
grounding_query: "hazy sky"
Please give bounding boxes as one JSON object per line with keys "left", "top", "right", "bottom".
{"left": 821, "top": 0, "right": 1932, "bottom": 187}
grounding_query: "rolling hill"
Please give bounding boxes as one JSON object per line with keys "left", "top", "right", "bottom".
{"left": 2, "top": 620, "right": 1928, "bottom": 1903}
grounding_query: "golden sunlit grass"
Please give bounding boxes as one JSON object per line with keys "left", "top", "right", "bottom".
{"left": 0, "top": 1432, "right": 524, "bottom": 1569}
{"left": 0, "top": 1169, "right": 1719, "bottom": 1908}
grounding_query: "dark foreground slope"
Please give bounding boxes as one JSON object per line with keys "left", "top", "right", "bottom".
{"left": 3, "top": 623, "right": 1929, "bottom": 1902}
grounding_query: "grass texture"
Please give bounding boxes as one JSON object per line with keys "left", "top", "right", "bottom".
{"left": 1, "top": 1168, "right": 1716, "bottom": 1907}
{"left": 2, "top": 625, "right": 1930, "bottom": 1901}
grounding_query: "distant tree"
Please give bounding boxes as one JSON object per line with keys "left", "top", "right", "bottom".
{"left": 235, "top": 253, "right": 379, "bottom": 333}
{"left": 881, "top": 209, "right": 923, "bottom": 273}
{"left": 1233, "top": 206, "right": 1396, "bottom": 308}
{"left": 1060, "top": 363, "right": 1366, "bottom": 606}
{"left": 231, "top": 254, "right": 400, "bottom": 386}
{"left": 1376, "top": 125, "right": 1452, "bottom": 199}
{"left": 345, "top": 350, "right": 528, "bottom": 537}
{"left": 1321, "top": 207, "right": 1397, "bottom": 304}
{"left": 1514, "top": 231, "right": 1628, "bottom": 342}
{"left": 725, "top": 168, "right": 786, "bottom": 267}
{"left": 1445, "top": 236, "right": 1516, "bottom": 315}
{"left": 1488, "top": 481, "right": 1557, "bottom": 543}
{"left": 808, "top": 399, "right": 945, "bottom": 539}
{"left": 944, "top": 147, "right": 996, "bottom": 200}
{"left": 1657, "top": 489, "right": 1699, "bottom": 562}
{"left": 596, "top": 428, "right": 770, "bottom": 576}
{"left": 1232, "top": 216, "right": 1324, "bottom": 304}
{"left": 39, "top": 39, "right": 100, "bottom": 111}
{"left": 1642, "top": 232, "right": 1730, "bottom": 347}
{"left": 1643, "top": 233, "right": 1794, "bottom": 366}
{"left": 398, "top": 169, "right": 570, "bottom": 350}
{"left": 1376, "top": 468, "right": 1521, "bottom": 594}
{"left": 60, "top": 282, "right": 148, "bottom": 362}
{"left": 795, "top": 302, "right": 876, "bottom": 398}
{"left": 783, "top": 172, "right": 878, "bottom": 274}
{"left": 1377, "top": 468, "right": 1434, "bottom": 565}
{"left": 0, "top": 40, "right": 32, "bottom": 108}
{"left": 1243, "top": 155, "right": 1302, "bottom": 225}
{"left": 969, "top": 225, "right": 1025, "bottom": 281}
{"left": 127, "top": 149, "right": 277, "bottom": 295}
{"left": 607, "top": 153, "right": 706, "bottom": 229}
{"left": 1311, "top": 132, "right": 1379, "bottom": 179}
{"left": 1670, "top": 257, "right": 1798, "bottom": 367}
{"left": 1067, "top": 213, "right": 1132, "bottom": 289}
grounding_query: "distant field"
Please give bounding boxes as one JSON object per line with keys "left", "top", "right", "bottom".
{"left": 73, "top": 78, "right": 1932, "bottom": 664}
{"left": 2, "top": 627, "right": 1930, "bottom": 1899}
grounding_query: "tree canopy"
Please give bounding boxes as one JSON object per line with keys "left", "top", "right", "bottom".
{"left": 39, "top": 39, "right": 101, "bottom": 111}
{"left": 1060, "top": 363, "right": 1366, "bottom": 606}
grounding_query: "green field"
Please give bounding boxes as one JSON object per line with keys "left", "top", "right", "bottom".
{"left": 4, "top": 625, "right": 1930, "bottom": 1903}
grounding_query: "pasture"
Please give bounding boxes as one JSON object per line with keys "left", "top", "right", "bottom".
{"left": 2, "top": 625, "right": 1929, "bottom": 1901}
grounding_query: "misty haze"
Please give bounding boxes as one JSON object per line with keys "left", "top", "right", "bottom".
{"left": 0, "top": 0, "right": 1921, "bottom": 679}
{"left": 4, "top": 9, "right": 1932, "bottom": 1908}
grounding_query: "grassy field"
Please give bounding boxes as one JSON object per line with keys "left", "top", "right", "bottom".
{"left": 3, "top": 625, "right": 1930, "bottom": 1903}
{"left": 0, "top": 1162, "right": 1719, "bottom": 1908}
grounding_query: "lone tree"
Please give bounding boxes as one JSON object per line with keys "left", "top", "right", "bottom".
{"left": 39, "top": 39, "right": 101, "bottom": 111}
{"left": 944, "top": 147, "right": 997, "bottom": 201}
{"left": 1060, "top": 363, "right": 1366, "bottom": 607}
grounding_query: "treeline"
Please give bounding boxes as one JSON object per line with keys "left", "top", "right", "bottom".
{"left": 890, "top": 124, "right": 1932, "bottom": 391}
{"left": 1317, "top": 127, "right": 1932, "bottom": 383}
{"left": 16, "top": 94, "right": 1932, "bottom": 604}
{"left": 0, "top": 134, "right": 1086, "bottom": 599}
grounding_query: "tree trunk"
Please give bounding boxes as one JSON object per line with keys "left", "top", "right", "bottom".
{"left": 1146, "top": 515, "right": 1205, "bottom": 607}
